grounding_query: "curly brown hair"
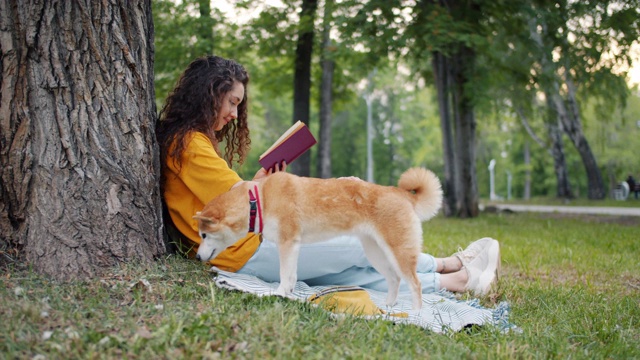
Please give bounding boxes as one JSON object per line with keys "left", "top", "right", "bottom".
{"left": 156, "top": 55, "right": 251, "bottom": 189}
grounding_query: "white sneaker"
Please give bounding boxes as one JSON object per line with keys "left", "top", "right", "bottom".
{"left": 453, "top": 237, "right": 496, "bottom": 267}
{"left": 464, "top": 239, "right": 501, "bottom": 296}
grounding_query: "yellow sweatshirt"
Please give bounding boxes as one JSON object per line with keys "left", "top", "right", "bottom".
{"left": 163, "top": 132, "right": 260, "bottom": 272}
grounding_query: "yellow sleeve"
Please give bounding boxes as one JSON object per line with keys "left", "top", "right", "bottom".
{"left": 163, "top": 132, "right": 260, "bottom": 272}
{"left": 173, "top": 132, "right": 242, "bottom": 204}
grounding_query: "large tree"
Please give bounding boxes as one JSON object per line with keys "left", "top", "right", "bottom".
{"left": 317, "top": 0, "right": 335, "bottom": 179}
{"left": 0, "top": 0, "right": 164, "bottom": 279}
{"left": 290, "top": 0, "right": 318, "bottom": 176}
{"left": 407, "top": 0, "right": 485, "bottom": 217}
{"left": 338, "top": 0, "right": 493, "bottom": 217}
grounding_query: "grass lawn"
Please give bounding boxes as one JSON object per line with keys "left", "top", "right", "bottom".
{"left": 1, "top": 212, "right": 639, "bottom": 359}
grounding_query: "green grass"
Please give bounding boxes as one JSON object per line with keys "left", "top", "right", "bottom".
{"left": 1, "top": 212, "right": 639, "bottom": 359}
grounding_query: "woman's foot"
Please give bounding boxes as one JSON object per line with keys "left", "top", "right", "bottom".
{"left": 453, "top": 237, "right": 497, "bottom": 267}
{"left": 464, "top": 239, "right": 501, "bottom": 296}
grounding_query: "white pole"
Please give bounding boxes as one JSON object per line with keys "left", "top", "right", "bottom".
{"left": 489, "top": 159, "right": 496, "bottom": 200}
{"left": 506, "top": 170, "right": 512, "bottom": 200}
{"left": 364, "top": 68, "right": 376, "bottom": 183}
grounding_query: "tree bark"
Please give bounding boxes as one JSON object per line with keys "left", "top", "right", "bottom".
{"left": 545, "top": 96, "right": 574, "bottom": 199}
{"left": 423, "top": 0, "right": 479, "bottom": 218}
{"left": 560, "top": 70, "right": 605, "bottom": 199}
{"left": 517, "top": 102, "right": 572, "bottom": 198}
{"left": 317, "top": 0, "right": 333, "bottom": 179}
{"left": 529, "top": 19, "right": 573, "bottom": 200}
{"left": 450, "top": 46, "right": 479, "bottom": 218}
{"left": 290, "top": 0, "right": 317, "bottom": 176}
{"left": 432, "top": 52, "right": 457, "bottom": 216}
{"left": 195, "top": 0, "right": 215, "bottom": 55}
{"left": 0, "top": 0, "right": 163, "bottom": 279}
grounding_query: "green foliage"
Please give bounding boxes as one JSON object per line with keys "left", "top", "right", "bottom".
{"left": 583, "top": 90, "right": 640, "bottom": 181}
{"left": 151, "top": 0, "right": 640, "bottom": 199}
{"left": 326, "top": 67, "right": 443, "bottom": 184}
{"left": 153, "top": 0, "right": 225, "bottom": 106}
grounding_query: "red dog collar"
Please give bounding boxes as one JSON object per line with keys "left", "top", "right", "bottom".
{"left": 248, "top": 185, "right": 263, "bottom": 234}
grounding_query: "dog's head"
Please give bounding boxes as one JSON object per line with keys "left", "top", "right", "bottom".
{"left": 193, "top": 188, "right": 251, "bottom": 262}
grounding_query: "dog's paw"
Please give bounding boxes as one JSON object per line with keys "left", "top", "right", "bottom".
{"left": 385, "top": 294, "right": 398, "bottom": 308}
{"left": 275, "top": 284, "right": 297, "bottom": 300}
{"left": 275, "top": 285, "right": 288, "bottom": 297}
{"left": 385, "top": 300, "right": 398, "bottom": 309}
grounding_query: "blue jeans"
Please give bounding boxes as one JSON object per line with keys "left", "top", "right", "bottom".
{"left": 237, "top": 235, "right": 440, "bottom": 293}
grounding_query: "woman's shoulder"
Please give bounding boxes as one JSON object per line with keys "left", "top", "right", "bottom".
{"left": 185, "top": 131, "right": 211, "bottom": 143}
{"left": 184, "top": 131, "right": 216, "bottom": 151}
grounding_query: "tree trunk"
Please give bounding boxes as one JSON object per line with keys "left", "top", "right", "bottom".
{"left": 0, "top": 0, "right": 163, "bottom": 279}
{"left": 529, "top": 19, "right": 573, "bottom": 200}
{"left": 290, "top": 0, "right": 317, "bottom": 177}
{"left": 560, "top": 71, "right": 605, "bottom": 199}
{"left": 195, "top": 0, "right": 215, "bottom": 55}
{"left": 317, "top": 0, "right": 333, "bottom": 179}
{"left": 432, "top": 52, "right": 457, "bottom": 216}
{"left": 450, "top": 46, "right": 479, "bottom": 218}
{"left": 545, "top": 96, "right": 574, "bottom": 199}
{"left": 516, "top": 105, "right": 570, "bottom": 198}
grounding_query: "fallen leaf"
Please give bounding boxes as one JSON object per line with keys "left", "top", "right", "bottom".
{"left": 128, "top": 278, "right": 152, "bottom": 293}
{"left": 136, "top": 326, "right": 153, "bottom": 339}
{"left": 99, "top": 336, "right": 110, "bottom": 346}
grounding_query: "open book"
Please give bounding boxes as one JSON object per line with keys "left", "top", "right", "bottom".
{"left": 259, "top": 120, "right": 317, "bottom": 171}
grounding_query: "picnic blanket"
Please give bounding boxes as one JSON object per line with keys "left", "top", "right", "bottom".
{"left": 212, "top": 269, "right": 518, "bottom": 334}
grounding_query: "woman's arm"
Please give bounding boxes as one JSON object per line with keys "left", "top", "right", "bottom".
{"left": 252, "top": 161, "right": 287, "bottom": 181}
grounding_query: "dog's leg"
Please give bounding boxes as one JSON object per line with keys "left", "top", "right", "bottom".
{"left": 391, "top": 228, "right": 423, "bottom": 311}
{"left": 397, "top": 258, "right": 422, "bottom": 311}
{"left": 275, "top": 236, "right": 301, "bottom": 298}
{"left": 360, "top": 235, "right": 402, "bottom": 308}
{"left": 392, "top": 228, "right": 422, "bottom": 310}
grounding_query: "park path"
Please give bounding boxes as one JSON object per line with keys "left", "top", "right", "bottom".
{"left": 482, "top": 203, "right": 640, "bottom": 217}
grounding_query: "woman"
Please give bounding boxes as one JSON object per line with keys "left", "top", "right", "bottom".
{"left": 156, "top": 55, "right": 500, "bottom": 296}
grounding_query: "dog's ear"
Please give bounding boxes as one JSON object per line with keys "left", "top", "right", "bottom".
{"left": 193, "top": 213, "right": 217, "bottom": 225}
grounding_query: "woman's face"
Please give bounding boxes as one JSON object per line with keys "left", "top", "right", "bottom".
{"left": 214, "top": 81, "right": 245, "bottom": 131}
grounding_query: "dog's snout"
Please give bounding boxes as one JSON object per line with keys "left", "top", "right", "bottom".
{"left": 201, "top": 233, "right": 207, "bottom": 239}
{"left": 195, "top": 254, "right": 201, "bottom": 261}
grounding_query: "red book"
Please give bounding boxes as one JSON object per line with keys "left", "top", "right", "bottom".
{"left": 259, "top": 120, "right": 317, "bottom": 171}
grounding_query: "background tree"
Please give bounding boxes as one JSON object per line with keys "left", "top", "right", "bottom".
{"left": 0, "top": 0, "right": 163, "bottom": 279}
{"left": 290, "top": 0, "right": 318, "bottom": 176}
{"left": 151, "top": 0, "right": 640, "bottom": 201}
{"left": 153, "top": 0, "right": 225, "bottom": 105}
{"left": 339, "top": 0, "right": 490, "bottom": 217}
{"left": 317, "top": 0, "right": 335, "bottom": 179}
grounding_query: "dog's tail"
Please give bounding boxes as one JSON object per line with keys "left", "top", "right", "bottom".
{"left": 398, "top": 168, "right": 443, "bottom": 221}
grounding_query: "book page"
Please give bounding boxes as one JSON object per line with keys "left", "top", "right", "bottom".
{"left": 259, "top": 120, "right": 304, "bottom": 160}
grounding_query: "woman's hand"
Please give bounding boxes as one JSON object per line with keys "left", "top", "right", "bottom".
{"left": 253, "top": 161, "right": 287, "bottom": 181}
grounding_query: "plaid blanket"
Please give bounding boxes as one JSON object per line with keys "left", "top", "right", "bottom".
{"left": 212, "top": 269, "right": 518, "bottom": 334}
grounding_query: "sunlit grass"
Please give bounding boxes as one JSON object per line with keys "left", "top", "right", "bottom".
{"left": 1, "top": 212, "right": 639, "bottom": 359}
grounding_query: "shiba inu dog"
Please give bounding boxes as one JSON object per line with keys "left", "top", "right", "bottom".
{"left": 194, "top": 168, "right": 443, "bottom": 310}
